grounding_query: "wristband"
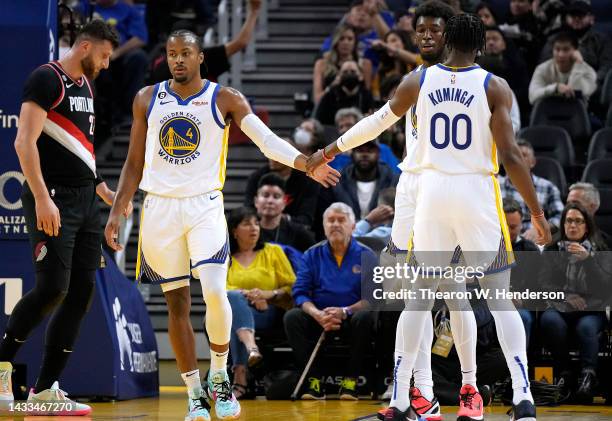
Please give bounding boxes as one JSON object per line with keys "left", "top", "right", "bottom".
{"left": 531, "top": 209, "right": 545, "bottom": 218}
{"left": 321, "top": 148, "right": 334, "bottom": 162}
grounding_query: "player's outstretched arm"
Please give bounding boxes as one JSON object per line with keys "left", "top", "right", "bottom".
{"left": 488, "top": 76, "right": 552, "bottom": 246}
{"left": 306, "top": 70, "right": 421, "bottom": 173}
{"left": 216, "top": 86, "right": 340, "bottom": 187}
{"left": 105, "top": 86, "right": 151, "bottom": 251}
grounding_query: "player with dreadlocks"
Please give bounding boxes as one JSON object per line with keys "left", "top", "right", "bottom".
{"left": 307, "top": 13, "right": 550, "bottom": 421}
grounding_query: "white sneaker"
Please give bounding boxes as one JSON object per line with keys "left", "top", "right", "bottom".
{"left": 27, "top": 381, "right": 91, "bottom": 416}
{"left": 0, "top": 362, "right": 13, "bottom": 401}
{"left": 381, "top": 383, "right": 394, "bottom": 401}
{"left": 185, "top": 389, "right": 211, "bottom": 421}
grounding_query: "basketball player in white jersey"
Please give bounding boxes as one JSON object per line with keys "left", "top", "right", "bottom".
{"left": 374, "top": 2, "right": 483, "bottom": 421}
{"left": 308, "top": 13, "right": 551, "bottom": 421}
{"left": 105, "top": 30, "right": 339, "bottom": 421}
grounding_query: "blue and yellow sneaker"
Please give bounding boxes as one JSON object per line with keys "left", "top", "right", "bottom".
{"left": 208, "top": 370, "right": 241, "bottom": 420}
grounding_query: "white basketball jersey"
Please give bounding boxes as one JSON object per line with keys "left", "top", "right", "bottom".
{"left": 140, "top": 80, "right": 229, "bottom": 197}
{"left": 413, "top": 64, "right": 496, "bottom": 175}
{"left": 398, "top": 65, "right": 423, "bottom": 173}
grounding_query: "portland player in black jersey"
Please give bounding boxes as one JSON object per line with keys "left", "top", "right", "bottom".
{"left": 0, "top": 20, "right": 131, "bottom": 415}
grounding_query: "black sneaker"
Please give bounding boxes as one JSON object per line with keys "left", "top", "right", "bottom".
{"left": 339, "top": 377, "right": 359, "bottom": 401}
{"left": 376, "top": 406, "right": 419, "bottom": 421}
{"left": 301, "top": 377, "right": 325, "bottom": 400}
{"left": 556, "top": 371, "right": 572, "bottom": 402}
{"left": 576, "top": 369, "right": 598, "bottom": 404}
{"left": 507, "top": 400, "right": 536, "bottom": 421}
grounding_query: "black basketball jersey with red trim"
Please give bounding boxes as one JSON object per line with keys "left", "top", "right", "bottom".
{"left": 22, "top": 61, "right": 97, "bottom": 187}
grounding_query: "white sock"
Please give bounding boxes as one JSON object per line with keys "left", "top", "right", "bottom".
{"left": 390, "top": 277, "right": 439, "bottom": 411}
{"left": 413, "top": 312, "right": 434, "bottom": 401}
{"left": 480, "top": 271, "right": 533, "bottom": 405}
{"left": 181, "top": 369, "right": 202, "bottom": 399}
{"left": 197, "top": 263, "right": 232, "bottom": 373}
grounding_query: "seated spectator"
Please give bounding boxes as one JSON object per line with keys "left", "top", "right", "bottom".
{"left": 476, "top": 2, "right": 499, "bottom": 27}
{"left": 149, "top": 0, "right": 262, "bottom": 84}
{"left": 539, "top": 203, "right": 610, "bottom": 403}
{"left": 314, "top": 60, "right": 375, "bottom": 125}
{"left": 313, "top": 25, "right": 373, "bottom": 103}
{"left": 539, "top": 0, "right": 612, "bottom": 95}
{"left": 320, "top": 0, "right": 396, "bottom": 69}
{"left": 330, "top": 107, "right": 400, "bottom": 172}
{"left": 478, "top": 26, "right": 529, "bottom": 124}
{"left": 354, "top": 187, "right": 395, "bottom": 243}
{"left": 499, "top": 0, "right": 544, "bottom": 71}
{"left": 284, "top": 203, "right": 376, "bottom": 400}
{"left": 243, "top": 148, "right": 320, "bottom": 228}
{"left": 532, "top": 0, "right": 566, "bottom": 36}
{"left": 503, "top": 198, "right": 540, "bottom": 346}
{"left": 378, "top": 75, "right": 406, "bottom": 159}
{"left": 293, "top": 118, "right": 326, "bottom": 155}
{"left": 498, "top": 139, "right": 564, "bottom": 237}
{"left": 85, "top": 0, "right": 148, "bottom": 126}
{"left": 226, "top": 207, "right": 297, "bottom": 399}
{"left": 253, "top": 173, "right": 316, "bottom": 252}
{"left": 567, "top": 182, "right": 611, "bottom": 245}
{"left": 529, "top": 31, "right": 597, "bottom": 105}
{"left": 370, "top": 29, "right": 420, "bottom": 99}
{"left": 334, "top": 141, "right": 399, "bottom": 219}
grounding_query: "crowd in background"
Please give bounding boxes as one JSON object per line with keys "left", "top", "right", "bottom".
{"left": 60, "top": 0, "right": 612, "bottom": 405}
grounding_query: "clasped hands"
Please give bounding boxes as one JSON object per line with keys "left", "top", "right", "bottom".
{"left": 304, "top": 149, "right": 340, "bottom": 188}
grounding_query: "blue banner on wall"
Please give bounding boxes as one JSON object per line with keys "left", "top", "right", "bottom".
{"left": 0, "top": 243, "right": 159, "bottom": 399}
{"left": 0, "top": 0, "right": 56, "bottom": 239}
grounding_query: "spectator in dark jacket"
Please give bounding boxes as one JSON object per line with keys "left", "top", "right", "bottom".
{"left": 333, "top": 141, "right": 399, "bottom": 220}
{"left": 253, "top": 174, "right": 316, "bottom": 252}
{"left": 314, "top": 60, "right": 374, "bottom": 125}
{"left": 539, "top": 203, "right": 611, "bottom": 403}
{"left": 244, "top": 150, "right": 320, "bottom": 228}
{"left": 499, "top": 0, "right": 543, "bottom": 70}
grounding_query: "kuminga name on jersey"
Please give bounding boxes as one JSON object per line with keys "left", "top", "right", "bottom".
{"left": 140, "top": 79, "right": 230, "bottom": 197}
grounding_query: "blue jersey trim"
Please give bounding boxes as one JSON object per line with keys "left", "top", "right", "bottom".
{"left": 211, "top": 84, "right": 225, "bottom": 129}
{"left": 419, "top": 67, "right": 427, "bottom": 88}
{"left": 164, "top": 79, "right": 210, "bottom": 106}
{"left": 436, "top": 63, "right": 481, "bottom": 72}
{"left": 484, "top": 72, "right": 493, "bottom": 92}
{"left": 146, "top": 83, "right": 160, "bottom": 120}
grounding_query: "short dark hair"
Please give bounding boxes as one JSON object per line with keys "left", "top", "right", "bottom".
{"left": 227, "top": 207, "right": 265, "bottom": 254}
{"left": 444, "top": 13, "right": 486, "bottom": 53}
{"left": 503, "top": 198, "right": 523, "bottom": 216}
{"left": 552, "top": 31, "right": 578, "bottom": 49}
{"left": 350, "top": 0, "right": 365, "bottom": 9}
{"left": 413, "top": 0, "right": 456, "bottom": 30}
{"left": 75, "top": 19, "right": 119, "bottom": 48}
{"left": 257, "top": 173, "right": 286, "bottom": 192}
{"left": 167, "top": 29, "right": 203, "bottom": 52}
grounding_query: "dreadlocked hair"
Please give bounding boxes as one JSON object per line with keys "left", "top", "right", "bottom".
{"left": 443, "top": 13, "right": 485, "bottom": 54}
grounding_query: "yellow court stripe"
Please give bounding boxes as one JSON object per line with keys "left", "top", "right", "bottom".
{"left": 135, "top": 196, "right": 147, "bottom": 280}
{"left": 218, "top": 124, "right": 230, "bottom": 188}
{"left": 491, "top": 176, "right": 515, "bottom": 264}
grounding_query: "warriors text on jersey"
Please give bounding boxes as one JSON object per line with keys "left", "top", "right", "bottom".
{"left": 140, "top": 79, "right": 230, "bottom": 197}
{"left": 22, "top": 61, "right": 97, "bottom": 186}
{"left": 413, "top": 63, "right": 496, "bottom": 175}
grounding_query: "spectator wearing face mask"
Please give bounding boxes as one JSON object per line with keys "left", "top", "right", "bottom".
{"left": 292, "top": 118, "right": 326, "bottom": 155}
{"left": 314, "top": 60, "right": 375, "bottom": 125}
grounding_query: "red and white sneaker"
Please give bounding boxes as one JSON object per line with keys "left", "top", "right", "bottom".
{"left": 410, "top": 387, "right": 442, "bottom": 421}
{"left": 457, "top": 384, "right": 484, "bottom": 421}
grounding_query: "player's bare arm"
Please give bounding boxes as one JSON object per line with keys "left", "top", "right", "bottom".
{"left": 306, "top": 70, "right": 422, "bottom": 173}
{"left": 215, "top": 86, "right": 340, "bottom": 187}
{"left": 104, "top": 85, "right": 153, "bottom": 250}
{"left": 14, "top": 101, "right": 61, "bottom": 237}
{"left": 487, "top": 76, "right": 552, "bottom": 245}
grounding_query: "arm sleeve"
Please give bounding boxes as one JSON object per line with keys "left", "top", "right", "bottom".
{"left": 271, "top": 246, "right": 297, "bottom": 294}
{"left": 292, "top": 252, "right": 314, "bottom": 306}
{"left": 337, "top": 102, "right": 401, "bottom": 152}
{"left": 22, "top": 66, "right": 62, "bottom": 111}
{"left": 240, "top": 114, "right": 302, "bottom": 168}
{"left": 568, "top": 61, "right": 597, "bottom": 98}
{"left": 354, "top": 219, "right": 372, "bottom": 236}
{"left": 528, "top": 63, "right": 557, "bottom": 105}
